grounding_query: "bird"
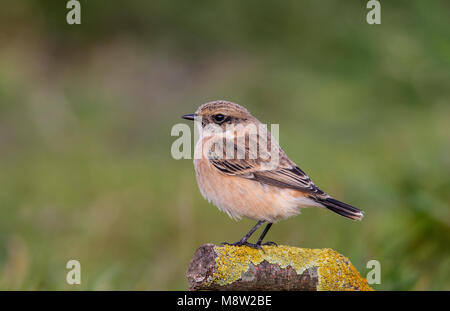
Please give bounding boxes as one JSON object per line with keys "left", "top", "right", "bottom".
{"left": 182, "top": 100, "right": 363, "bottom": 249}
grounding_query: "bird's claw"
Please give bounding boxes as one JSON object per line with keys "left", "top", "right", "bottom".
{"left": 221, "top": 241, "right": 264, "bottom": 251}
{"left": 259, "top": 241, "right": 278, "bottom": 246}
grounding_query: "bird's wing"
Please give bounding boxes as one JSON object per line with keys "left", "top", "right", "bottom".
{"left": 207, "top": 134, "right": 325, "bottom": 196}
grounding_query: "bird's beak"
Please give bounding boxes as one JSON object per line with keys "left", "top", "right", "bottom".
{"left": 182, "top": 113, "right": 196, "bottom": 121}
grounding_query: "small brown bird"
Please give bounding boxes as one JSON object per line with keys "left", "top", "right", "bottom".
{"left": 182, "top": 100, "right": 363, "bottom": 249}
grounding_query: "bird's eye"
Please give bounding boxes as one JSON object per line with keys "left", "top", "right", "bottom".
{"left": 213, "top": 114, "right": 226, "bottom": 123}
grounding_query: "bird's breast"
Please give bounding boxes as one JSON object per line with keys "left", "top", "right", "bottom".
{"left": 193, "top": 137, "right": 308, "bottom": 222}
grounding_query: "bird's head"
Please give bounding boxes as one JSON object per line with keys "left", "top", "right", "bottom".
{"left": 182, "top": 100, "right": 258, "bottom": 131}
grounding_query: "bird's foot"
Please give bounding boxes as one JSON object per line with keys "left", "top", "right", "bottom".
{"left": 258, "top": 241, "right": 278, "bottom": 247}
{"left": 221, "top": 241, "right": 264, "bottom": 251}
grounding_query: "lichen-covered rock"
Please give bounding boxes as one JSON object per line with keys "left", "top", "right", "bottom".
{"left": 187, "top": 243, "right": 373, "bottom": 291}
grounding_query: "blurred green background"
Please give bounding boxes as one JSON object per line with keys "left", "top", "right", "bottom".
{"left": 0, "top": 0, "right": 449, "bottom": 290}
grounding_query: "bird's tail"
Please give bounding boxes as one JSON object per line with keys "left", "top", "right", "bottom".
{"left": 314, "top": 197, "right": 364, "bottom": 220}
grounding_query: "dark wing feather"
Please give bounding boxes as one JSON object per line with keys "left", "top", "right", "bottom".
{"left": 208, "top": 134, "right": 325, "bottom": 195}
{"left": 253, "top": 166, "right": 325, "bottom": 195}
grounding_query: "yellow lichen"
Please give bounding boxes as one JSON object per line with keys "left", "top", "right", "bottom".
{"left": 211, "top": 245, "right": 373, "bottom": 291}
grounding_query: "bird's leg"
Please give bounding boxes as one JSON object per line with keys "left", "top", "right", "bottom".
{"left": 256, "top": 223, "right": 277, "bottom": 246}
{"left": 222, "top": 220, "right": 265, "bottom": 250}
